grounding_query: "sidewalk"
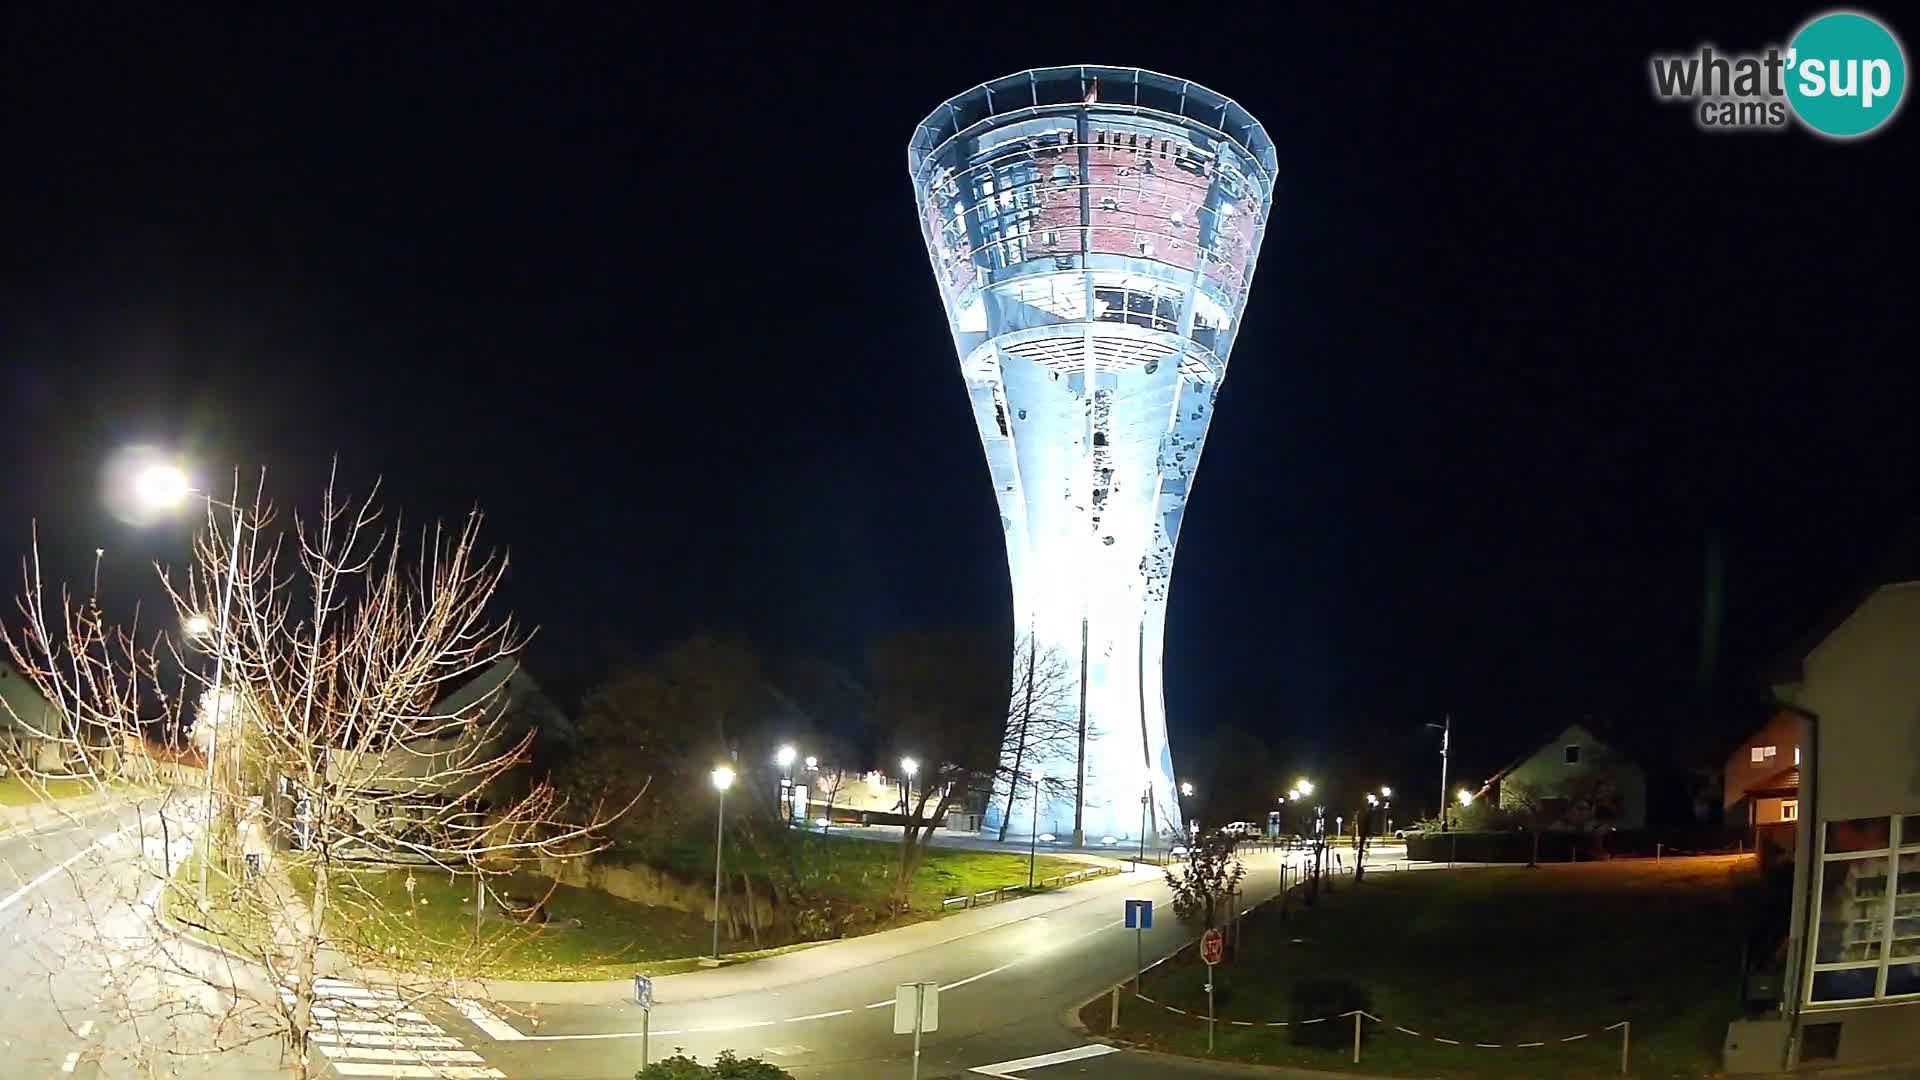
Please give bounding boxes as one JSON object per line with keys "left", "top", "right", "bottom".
{"left": 473, "top": 860, "right": 1165, "bottom": 1005}
{"left": 0, "top": 787, "right": 133, "bottom": 839}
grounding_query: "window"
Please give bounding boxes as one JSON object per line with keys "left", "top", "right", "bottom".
{"left": 1564, "top": 744, "right": 1581, "bottom": 765}
{"left": 1795, "top": 746, "right": 1801, "bottom": 765}
{"left": 1782, "top": 800, "right": 1799, "bottom": 822}
{"left": 1807, "top": 815, "right": 1920, "bottom": 1003}
{"left": 1753, "top": 744, "right": 1778, "bottom": 763}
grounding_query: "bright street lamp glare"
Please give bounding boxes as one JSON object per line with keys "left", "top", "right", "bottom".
{"left": 900, "top": 757, "right": 918, "bottom": 778}
{"left": 1457, "top": 788, "right": 1473, "bottom": 806}
{"left": 1180, "top": 781, "right": 1194, "bottom": 797}
{"left": 804, "top": 755, "right": 818, "bottom": 770}
{"left": 1296, "top": 779, "right": 1313, "bottom": 795}
{"left": 1287, "top": 788, "right": 1301, "bottom": 800}
{"left": 776, "top": 745, "right": 797, "bottom": 768}
{"left": 711, "top": 766, "right": 736, "bottom": 792}
{"left": 134, "top": 463, "right": 191, "bottom": 510}
{"left": 183, "top": 613, "right": 213, "bottom": 638}
{"left": 1380, "top": 786, "right": 1393, "bottom": 798}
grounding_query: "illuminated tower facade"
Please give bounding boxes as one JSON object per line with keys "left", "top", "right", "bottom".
{"left": 909, "top": 67, "right": 1275, "bottom": 844}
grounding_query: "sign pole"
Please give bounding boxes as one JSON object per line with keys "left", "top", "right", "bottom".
{"left": 1135, "top": 925, "right": 1143, "bottom": 988}
{"left": 642, "top": 1008, "right": 650, "bottom": 1070}
{"left": 1206, "top": 962, "right": 1216, "bottom": 1053}
{"left": 911, "top": 983, "right": 924, "bottom": 1080}
{"left": 1351, "top": 1010, "right": 1362, "bottom": 1063}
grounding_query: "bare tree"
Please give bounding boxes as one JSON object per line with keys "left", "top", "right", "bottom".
{"left": 993, "top": 635, "right": 1076, "bottom": 841}
{"left": 1164, "top": 830, "right": 1244, "bottom": 929}
{"left": 0, "top": 472, "right": 634, "bottom": 1078}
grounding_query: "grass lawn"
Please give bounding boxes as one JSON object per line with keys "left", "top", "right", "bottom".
{"left": 286, "top": 862, "right": 833, "bottom": 981}
{"left": 0, "top": 774, "right": 98, "bottom": 805}
{"left": 283, "top": 836, "right": 1100, "bottom": 981}
{"left": 641, "top": 831, "right": 1095, "bottom": 917}
{"left": 1089, "top": 856, "right": 1762, "bottom": 1079}
{"left": 160, "top": 848, "right": 278, "bottom": 955}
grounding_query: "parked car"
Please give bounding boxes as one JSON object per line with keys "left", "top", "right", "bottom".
{"left": 1220, "top": 821, "right": 1257, "bottom": 836}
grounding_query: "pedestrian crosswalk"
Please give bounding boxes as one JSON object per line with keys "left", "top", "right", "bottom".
{"left": 280, "top": 976, "right": 505, "bottom": 1080}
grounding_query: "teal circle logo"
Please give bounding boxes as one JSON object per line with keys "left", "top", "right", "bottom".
{"left": 1786, "top": 10, "right": 1907, "bottom": 138}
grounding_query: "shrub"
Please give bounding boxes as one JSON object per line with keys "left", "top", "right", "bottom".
{"left": 1287, "top": 976, "right": 1372, "bottom": 1049}
{"left": 636, "top": 1049, "right": 794, "bottom": 1079}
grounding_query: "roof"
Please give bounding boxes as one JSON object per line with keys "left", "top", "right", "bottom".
{"left": 1767, "top": 511, "right": 1920, "bottom": 685}
{"left": 1480, "top": 721, "right": 1640, "bottom": 795}
{"left": 1751, "top": 765, "right": 1800, "bottom": 795}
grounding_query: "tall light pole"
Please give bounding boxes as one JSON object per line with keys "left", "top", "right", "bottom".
{"left": 900, "top": 757, "right": 919, "bottom": 820}
{"left": 1028, "top": 770, "right": 1044, "bottom": 889}
{"left": 1428, "top": 714, "right": 1451, "bottom": 832}
{"left": 709, "top": 765, "right": 735, "bottom": 962}
{"left": 1380, "top": 786, "right": 1393, "bottom": 834}
{"left": 776, "top": 744, "right": 797, "bottom": 825}
{"left": 135, "top": 461, "right": 246, "bottom": 908}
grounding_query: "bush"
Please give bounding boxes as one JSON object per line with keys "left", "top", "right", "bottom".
{"left": 636, "top": 1049, "right": 794, "bottom": 1079}
{"left": 1287, "top": 977, "right": 1372, "bottom": 1049}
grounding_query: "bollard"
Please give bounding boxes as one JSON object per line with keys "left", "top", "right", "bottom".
{"left": 1110, "top": 985, "right": 1120, "bottom": 1031}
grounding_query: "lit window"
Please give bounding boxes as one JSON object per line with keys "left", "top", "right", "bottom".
{"left": 1795, "top": 746, "right": 1802, "bottom": 765}
{"left": 1766, "top": 745, "right": 1778, "bottom": 759}
{"left": 1782, "top": 800, "right": 1799, "bottom": 822}
{"left": 1564, "top": 745, "right": 1581, "bottom": 765}
{"left": 1807, "top": 815, "right": 1920, "bottom": 1004}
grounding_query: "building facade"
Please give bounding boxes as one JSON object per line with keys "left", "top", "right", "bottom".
{"left": 1774, "top": 581, "right": 1920, "bottom": 1067}
{"left": 908, "top": 67, "right": 1276, "bottom": 844}
{"left": 1493, "top": 722, "right": 1648, "bottom": 831}
{"left": 1724, "top": 708, "right": 1803, "bottom": 858}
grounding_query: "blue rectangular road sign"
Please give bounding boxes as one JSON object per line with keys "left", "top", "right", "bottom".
{"left": 633, "top": 974, "right": 654, "bottom": 1010}
{"left": 1124, "top": 898, "right": 1153, "bottom": 930}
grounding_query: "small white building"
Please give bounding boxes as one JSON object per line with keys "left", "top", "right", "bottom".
{"left": 0, "top": 659, "right": 79, "bottom": 774}
{"left": 1490, "top": 722, "right": 1648, "bottom": 830}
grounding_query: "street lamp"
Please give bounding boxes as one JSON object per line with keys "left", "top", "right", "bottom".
{"left": 134, "top": 460, "right": 246, "bottom": 908}
{"left": 1296, "top": 778, "right": 1314, "bottom": 796}
{"left": 1380, "top": 787, "right": 1393, "bottom": 834}
{"left": 900, "top": 757, "right": 918, "bottom": 818}
{"left": 775, "top": 745, "right": 797, "bottom": 824}
{"left": 804, "top": 755, "right": 818, "bottom": 770}
{"left": 1028, "top": 770, "right": 1046, "bottom": 889}
{"left": 183, "top": 612, "right": 213, "bottom": 638}
{"left": 1136, "top": 767, "right": 1154, "bottom": 868}
{"left": 1180, "top": 781, "right": 1194, "bottom": 797}
{"left": 709, "top": 766, "right": 735, "bottom": 962}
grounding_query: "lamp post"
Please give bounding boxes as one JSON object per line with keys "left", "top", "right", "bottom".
{"left": 776, "top": 744, "right": 797, "bottom": 825}
{"left": 1428, "top": 714, "right": 1452, "bottom": 832}
{"left": 900, "top": 757, "right": 918, "bottom": 820}
{"left": 135, "top": 461, "right": 246, "bottom": 908}
{"left": 1455, "top": 786, "right": 1473, "bottom": 830}
{"left": 1179, "top": 780, "right": 1194, "bottom": 839}
{"left": 1028, "top": 770, "right": 1044, "bottom": 889}
{"left": 1380, "top": 786, "right": 1393, "bottom": 835}
{"left": 710, "top": 765, "right": 735, "bottom": 962}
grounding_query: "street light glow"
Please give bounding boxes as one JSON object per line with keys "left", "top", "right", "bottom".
{"left": 134, "top": 462, "right": 191, "bottom": 510}
{"left": 183, "top": 613, "right": 213, "bottom": 638}
{"left": 711, "top": 766, "right": 736, "bottom": 792}
{"left": 1457, "top": 788, "right": 1473, "bottom": 806}
{"left": 1296, "top": 778, "right": 1314, "bottom": 796}
{"left": 1180, "top": 781, "right": 1194, "bottom": 797}
{"left": 900, "top": 757, "right": 918, "bottom": 778}
{"left": 776, "top": 745, "right": 797, "bottom": 768}
{"left": 1366, "top": 793, "right": 1378, "bottom": 805}
{"left": 1287, "top": 788, "right": 1301, "bottom": 801}
{"left": 804, "top": 755, "right": 818, "bottom": 770}
{"left": 1380, "top": 786, "right": 1393, "bottom": 798}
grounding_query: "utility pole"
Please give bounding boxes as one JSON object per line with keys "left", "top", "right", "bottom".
{"left": 1429, "top": 714, "right": 1451, "bottom": 832}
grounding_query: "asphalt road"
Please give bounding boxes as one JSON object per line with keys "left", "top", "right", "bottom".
{"left": 465, "top": 843, "right": 1392, "bottom": 1080}
{"left": 0, "top": 803, "right": 1406, "bottom": 1080}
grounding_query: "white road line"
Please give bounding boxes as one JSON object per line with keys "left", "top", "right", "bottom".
{"left": 448, "top": 998, "right": 525, "bottom": 1041}
{"left": 60, "top": 1051, "right": 81, "bottom": 1073}
{"left": 517, "top": 1028, "right": 685, "bottom": 1042}
{"left": 311, "top": 1032, "right": 464, "bottom": 1049}
{"left": 318, "top": 1021, "right": 445, "bottom": 1036}
{"left": 314, "top": 1045, "right": 487, "bottom": 1064}
{"left": 866, "top": 914, "right": 1128, "bottom": 1005}
{"left": 0, "top": 825, "right": 136, "bottom": 913}
{"left": 972, "top": 1044, "right": 1119, "bottom": 1077}
{"left": 785, "top": 1009, "right": 852, "bottom": 1022}
{"left": 326, "top": 1065, "right": 502, "bottom": 1079}
{"left": 76, "top": 1020, "right": 94, "bottom": 1039}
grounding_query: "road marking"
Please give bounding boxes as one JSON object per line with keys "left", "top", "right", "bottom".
{"left": 448, "top": 998, "right": 526, "bottom": 1041}
{"left": 60, "top": 1051, "right": 81, "bottom": 1073}
{"left": 0, "top": 824, "right": 135, "bottom": 914}
{"left": 326, "top": 1065, "right": 502, "bottom": 1079}
{"left": 315, "top": 1045, "right": 487, "bottom": 1064}
{"left": 76, "top": 1021, "right": 94, "bottom": 1039}
{"left": 863, "top": 916, "right": 1128, "bottom": 1007}
{"left": 318, "top": 1021, "right": 446, "bottom": 1036}
{"left": 785, "top": 1010, "right": 851, "bottom": 1022}
{"left": 311, "top": 1031, "right": 465, "bottom": 1049}
{"left": 971, "top": 1044, "right": 1119, "bottom": 1077}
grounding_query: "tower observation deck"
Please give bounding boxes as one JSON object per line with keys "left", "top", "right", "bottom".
{"left": 908, "top": 67, "right": 1275, "bottom": 845}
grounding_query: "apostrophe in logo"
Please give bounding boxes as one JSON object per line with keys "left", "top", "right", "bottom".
{"left": 1785, "top": 10, "right": 1907, "bottom": 138}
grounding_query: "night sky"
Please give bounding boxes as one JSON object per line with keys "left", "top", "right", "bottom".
{"left": 3, "top": 6, "right": 1915, "bottom": 809}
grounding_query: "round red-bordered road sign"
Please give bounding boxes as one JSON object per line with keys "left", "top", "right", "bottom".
{"left": 1200, "top": 927, "right": 1223, "bottom": 965}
